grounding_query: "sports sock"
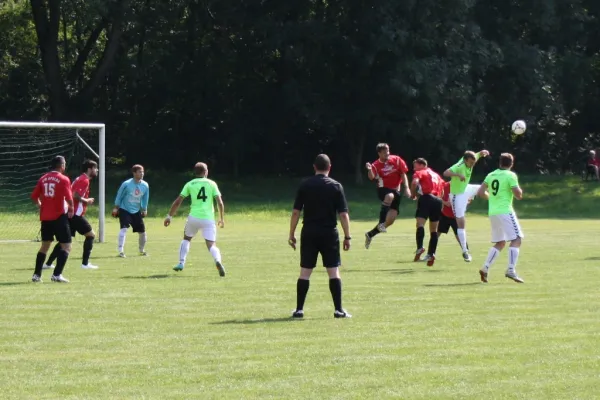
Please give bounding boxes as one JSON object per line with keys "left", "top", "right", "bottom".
{"left": 179, "top": 240, "right": 190, "bottom": 265}
{"left": 209, "top": 245, "right": 222, "bottom": 263}
{"left": 138, "top": 232, "right": 147, "bottom": 252}
{"left": 482, "top": 247, "right": 500, "bottom": 272}
{"left": 329, "top": 278, "right": 343, "bottom": 311}
{"left": 416, "top": 226, "right": 425, "bottom": 249}
{"left": 118, "top": 228, "right": 127, "bottom": 252}
{"left": 367, "top": 226, "right": 380, "bottom": 238}
{"left": 34, "top": 252, "right": 46, "bottom": 276}
{"left": 457, "top": 228, "right": 468, "bottom": 252}
{"left": 54, "top": 248, "right": 69, "bottom": 276}
{"left": 427, "top": 232, "right": 439, "bottom": 255}
{"left": 508, "top": 247, "right": 520, "bottom": 273}
{"left": 82, "top": 237, "right": 94, "bottom": 265}
{"left": 378, "top": 204, "right": 390, "bottom": 224}
{"left": 296, "top": 278, "right": 310, "bottom": 311}
{"left": 46, "top": 243, "right": 61, "bottom": 266}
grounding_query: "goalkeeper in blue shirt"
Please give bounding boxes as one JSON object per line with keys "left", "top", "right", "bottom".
{"left": 112, "top": 164, "right": 150, "bottom": 257}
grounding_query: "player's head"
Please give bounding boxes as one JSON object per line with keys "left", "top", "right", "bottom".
{"left": 463, "top": 151, "right": 477, "bottom": 167}
{"left": 376, "top": 143, "right": 390, "bottom": 161}
{"left": 590, "top": 150, "right": 596, "bottom": 157}
{"left": 499, "top": 153, "right": 514, "bottom": 169}
{"left": 131, "top": 164, "right": 144, "bottom": 180}
{"left": 413, "top": 158, "right": 428, "bottom": 171}
{"left": 313, "top": 154, "right": 331, "bottom": 175}
{"left": 51, "top": 155, "right": 66, "bottom": 172}
{"left": 82, "top": 159, "right": 98, "bottom": 178}
{"left": 194, "top": 162, "right": 208, "bottom": 177}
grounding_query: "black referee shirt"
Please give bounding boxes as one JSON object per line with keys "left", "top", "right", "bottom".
{"left": 293, "top": 174, "right": 349, "bottom": 230}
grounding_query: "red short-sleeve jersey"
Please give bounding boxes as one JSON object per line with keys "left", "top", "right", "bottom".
{"left": 72, "top": 173, "right": 90, "bottom": 216}
{"left": 441, "top": 181, "right": 454, "bottom": 218}
{"left": 372, "top": 155, "right": 409, "bottom": 189}
{"left": 31, "top": 171, "right": 72, "bottom": 221}
{"left": 413, "top": 168, "right": 443, "bottom": 197}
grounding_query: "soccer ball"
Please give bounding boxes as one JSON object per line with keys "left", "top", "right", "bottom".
{"left": 511, "top": 120, "right": 526, "bottom": 135}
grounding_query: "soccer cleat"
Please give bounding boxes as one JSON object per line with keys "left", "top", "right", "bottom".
{"left": 216, "top": 261, "right": 226, "bottom": 277}
{"left": 424, "top": 254, "right": 436, "bottom": 267}
{"left": 462, "top": 251, "right": 472, "bottom": 262}
{"left": 139, "top": 251, "right": 148, "bottom": 256}
{"left": 334, "top": 309, "right": 352, "bottom": 318}
{"left": 42, "top": 264, "right": 54, "bottom": 270}
{"left": 479, "top": 269, "right": 488, "bottom": 283}
{"left": 377, "top": 223, "right": 387, "bottom": 233}
{"left": 81, "top": 264, "right": 99, "bottom": 269}
{"left": 364, "top": 232, "right": 372, "bottom": 249}
{"left": 118, "top": 252, "right": 126, "bottom": 258}
{"left": 291, "top": 310, "right": 304, "bottom": 318}
{"left": 51, "top": 274, "right": 69, "bottom": 283}
{"left": 414, "top": 247, "right": 426, "bottom": 262}
{"left": 505, "top": 272, "right": 524, "bottom": 283}
{"left": 31, "top": 274, "right": 42, "bottom": 283}
{"left": 173, "top": 263, "right": 184, "bottom": 272}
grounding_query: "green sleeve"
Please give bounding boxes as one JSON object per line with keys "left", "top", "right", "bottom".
{"left": 180, "top": 182, "right": 190, "bottom": 198}
{"left": 483, "top": 173, "right": 492, "bottom": 186}
{"left": 508, "top": 172, "right": 519, "bottom": 188}
{"left": 449, "top": 160, "right": 461, "bottom": 173}
{"left": 212, "top": 181, "right": 221, "bottom": 197}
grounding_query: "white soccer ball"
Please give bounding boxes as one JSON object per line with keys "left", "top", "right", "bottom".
{"left": 511, "top": 120, "right": 526, "bottom": 135}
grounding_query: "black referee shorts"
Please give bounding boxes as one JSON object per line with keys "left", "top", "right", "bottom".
{"left": 69, "top": 215, "right": 93, "bottom": 237}
{"left": 415, "top": 194, "right": 443, "bottom": 222}
{"left": 438, "top": 214, "right": 458, "bottom": 235}
{"left": 40, "top": 214, "right": 72, "bottom": 243}
{"left": 377, "top": 188, "right": 402, "bottom": 212}
{"left": 119, "top": 209, "right": 146, "bottom": 233}
{"left": 300, "top": 228, "right": 341, "bottom": 269}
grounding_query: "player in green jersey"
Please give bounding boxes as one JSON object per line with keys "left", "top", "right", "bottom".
{"left": 164, "top": 162, "right": 226, "bottom": 276}
{"left": 443, "top": 149, "right": 489, "bottom": 262}
{"left": 476, "top": 153, "right": 524, "bottom": 283}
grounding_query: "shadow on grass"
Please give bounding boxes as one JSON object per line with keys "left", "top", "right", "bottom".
{"left": 121, "top": 274, "right": 184, "bottom": 279}
{"left": 423, "top": 282, "right": 481, "bottom": 287}
{"left": 584, "top": 257, "right": 600, "bottom": 261}
{"left": 345, "top": 268, "right": 414, "bottom": 274}
{"left": 211, "top": 317, "right": 302, "bottom": 325}
{"left": 0, "top": 282, "right": 31, "bottom": 286}
{"left": 13, "top": 268, "right": 33, "bottom": 271}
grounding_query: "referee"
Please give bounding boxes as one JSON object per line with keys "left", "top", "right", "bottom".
{"left": 288, "top": 154, "right": 352, "bottom": 319}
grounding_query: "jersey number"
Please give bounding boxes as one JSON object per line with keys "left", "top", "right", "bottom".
{"left": 43, "top": 183, "right": 55, "bottom": 197}
{"left": 491, "top": 179, "right": 499, "bottom": 196}
{"left": 196, "top": 187, "right": 207, "bottom": 202}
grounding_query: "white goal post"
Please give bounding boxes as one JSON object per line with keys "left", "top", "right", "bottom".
{"left": 0, "top": 121, "right": 106, "bottom": 243}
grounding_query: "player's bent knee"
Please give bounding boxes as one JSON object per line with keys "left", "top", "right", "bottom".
{"left": 384, "top": 193, "right": 395, "bottom": 203}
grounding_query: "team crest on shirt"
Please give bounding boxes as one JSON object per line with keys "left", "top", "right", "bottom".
{"left": 134, "top": 188, "right": 140, "bottom": 196}
{"left": 381, "top": 164, "right": 396, "bottom": 175}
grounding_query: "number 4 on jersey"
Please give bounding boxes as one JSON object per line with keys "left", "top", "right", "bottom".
{"left": 196, "top": 186, "right": 207, "bottom": 202}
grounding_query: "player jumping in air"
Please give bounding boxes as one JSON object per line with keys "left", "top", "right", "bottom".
{"left": 364, "top": 143, "right": 411, "bottom": 249}
{"left": 443, "top": 149, "right": 489, "bottom": 262}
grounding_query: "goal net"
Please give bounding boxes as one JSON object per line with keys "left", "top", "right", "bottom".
{"left": 0, "top": 122, "right": 106, "bottom": 242}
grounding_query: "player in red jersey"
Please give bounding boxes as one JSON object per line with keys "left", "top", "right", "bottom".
{"left": 30, "top": 156, "right": 74, "bottom": 283}
{"left": 364, "top": 143, "right": 411, "bottom": 249}
{"left": 44, "top": 160, "right": 99, "bottom": 271}
{"left": 436, "top": 180, "right": 470, "bottom": 259}
{"left": 410, "top": 158, "right": 444, "bottom": 266}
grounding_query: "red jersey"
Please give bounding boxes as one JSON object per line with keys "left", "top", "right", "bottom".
{"left": 413, "top": 168, "right": 443, "bottom": 196}
{"left": 72, "top": 173, "right": 91, "bottom": 216}
{"left": 31, "top": 171, "right": 73, "bottom": 221}
{"left": 372, "top": 155, "right": 409, "bottom": 189}
{"left": 441, "top": 181, "right": 454, "bottom": 218}
{"left": 588, "top": 157, "right": 600, "bottom": 167}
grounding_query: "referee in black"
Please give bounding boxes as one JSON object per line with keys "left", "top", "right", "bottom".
{"left": 288, "top": 154, "right": 352, "bottom": 319}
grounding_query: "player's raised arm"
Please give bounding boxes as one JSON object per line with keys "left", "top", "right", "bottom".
{"left": 365, "top": 162, "right": 376, "bottom": 181}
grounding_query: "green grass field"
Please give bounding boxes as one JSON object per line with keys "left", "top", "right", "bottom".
{"left": 1, "top": 177, "right": 600, "bottom": 399}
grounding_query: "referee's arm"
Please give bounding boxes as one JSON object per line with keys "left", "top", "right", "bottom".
{"left": 336, "top": 185, "right": 351, "bottom": 245}
{"left": 288, "top": 187, "right": 303, "bottom": 249}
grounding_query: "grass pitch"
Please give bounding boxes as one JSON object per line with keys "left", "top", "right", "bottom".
{"left": 1, "top": 213, "right": 599, "bottom": 399}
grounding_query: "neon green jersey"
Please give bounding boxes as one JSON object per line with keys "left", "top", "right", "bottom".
{"left": 449, "top": 154, "right": 481, "bottom": 194}
{"left": 483, "top": 169, "right": 519, "bottom": 216}
{"left": 180, "top": 178, "right": 221, "bottom": 220}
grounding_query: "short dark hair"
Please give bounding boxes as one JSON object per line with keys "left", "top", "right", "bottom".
{"left": 82, "top": 159, "right": 98, "bottom": 172}
{"left": 499, "top": 153, "right": 514, "bottom": 168}
{"left": 131, "top": 164, "right": 144, "bottom": 173}
{"left": 194, "top": 162, "right": 207, "bottom": 176}
{"left": 51, "top": 155, "right": 65, "bottom": 169}
{"left": 376, "top": 143, "right": 389, "bottom": 153}
{"left": 413, "top": 158, "right": 428, "bottom": 167}
{"left": 314, "top": 154, "right": 331, "bottom": 171}
{"left": 463, "top": 151, "right": 477, "bottom": 161}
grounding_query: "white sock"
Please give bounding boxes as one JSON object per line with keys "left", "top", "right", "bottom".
{"left": 138, "top": 232, "right": 147, "bottom": 252}
{"left": 508, "top": 247, "right": 520, "bottom": 273}
{"left": 457, "top": 229, "right": 468, "bottom": 252}
{"left": 118, "top": 228, "right": 127, "bottom": 252}
{"left": 179, "top": 240, "right": 190, "bottom": 265}
{"left": 209, "top": 245, "right": 222, "bottom": 263}
{"left": 482, "top": 247, "right": 500, "bottom": 272}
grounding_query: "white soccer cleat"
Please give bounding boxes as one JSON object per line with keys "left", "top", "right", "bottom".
{"left": 42, "top": 264, "right": 54, "bottom": 270}
{"left": 462, "top": 251, "right": 472, "bottom": 262}
{"left": 32, "top": 274, "right": 42, "bottom": 283}
{"left": 81, "top": 264, "right": 99, "bottom": 269}
{"left": 118, "top": 252, "right": 126, "bottom": 258}
{"left": 505, "top": 271, "right": 524, "bottom": 283}
{"left": 51, "top": 274, "right": 69, "bottom": 283}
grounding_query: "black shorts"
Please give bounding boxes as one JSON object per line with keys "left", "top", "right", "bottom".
{"left": 40, "top": 214, "right": 72, "bottom": 243}
{"left": 119, "top": 209, "right": 145, "bottom": 233}
{"left": 587, "top": 165, "right": 597, "bottom": 174}
{"left": 377, "top": 188, "right": 402, "bottom": 212}
{"left": 438, "top": 214, "right": 458, "bottom": 235}
{"left": 415, "top": 194, "right": 443, "bottom": 222}
{"left": 300, "top": 228, "right": 341, "bottom": 269}
{"left": 69, "top": 215, "right": 93, "bottom": 237}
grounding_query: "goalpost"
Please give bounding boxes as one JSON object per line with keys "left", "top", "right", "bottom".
{"left": 0, "top": 121, "right": 106, "bottom": 243}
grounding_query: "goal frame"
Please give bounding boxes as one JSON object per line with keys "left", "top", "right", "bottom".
{"left": 0, "top": 121, "right": 106, "bottom": 243}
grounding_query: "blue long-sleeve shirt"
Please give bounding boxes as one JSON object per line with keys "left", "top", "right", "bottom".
{"left": 114, "top": 178, "right": 149, "bottom": 214}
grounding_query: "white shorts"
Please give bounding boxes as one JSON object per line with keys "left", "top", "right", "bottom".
{"left": 449, "top": 193, "right": 469, "bottom": 218}
{"left": 184, "top": 216, "right": 217, "bottom": 241}
{"left": 489, "top": 213, "right": 524, "bottom": 243}
{"left": 465, "top": 184, "right": 480, "bottom": 201}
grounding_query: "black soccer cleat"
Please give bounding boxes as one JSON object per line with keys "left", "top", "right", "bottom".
{"left": 291, "top": 310, "right": 304, "bottom": 318}
{"left": 334, "top": 309, "right": 352, "bottom": 318}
